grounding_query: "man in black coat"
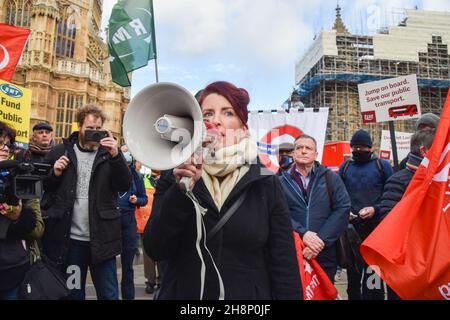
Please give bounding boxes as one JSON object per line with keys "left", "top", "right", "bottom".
{"left": 375, "top": 128, "right": 435, "bottom": 300}
{"left": 42, "top": 105, "right": 131, "bottom": 300}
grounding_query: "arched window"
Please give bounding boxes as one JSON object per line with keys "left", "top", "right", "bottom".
{"left": 55, "top": 93, "right": 84, "bottom": 143}
{"left": 5, "top": 0, "right": 32, "bottom": 27}
{"left": 56, "top": 10, "right": 77, "bottom": 59}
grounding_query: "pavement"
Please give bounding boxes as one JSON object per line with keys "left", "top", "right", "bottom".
{"left": 86, "top": 247, "right": 351, "bottom": 300}
{"left": 86, "top": 248, "right": 154, "bottom": 300}
{"left": 334, "top": 268, "right": 349, "bottom": 300}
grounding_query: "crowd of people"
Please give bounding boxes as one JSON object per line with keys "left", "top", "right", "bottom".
{"left": 0, "top": 80, "right": 440, "bottom": 300}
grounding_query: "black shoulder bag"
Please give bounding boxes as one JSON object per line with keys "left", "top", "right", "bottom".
{"left": 19, "top": 240, "right": 70, "bottom": 300}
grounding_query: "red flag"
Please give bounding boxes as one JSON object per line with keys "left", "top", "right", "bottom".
{"left": 135, "top": 188, "right": 155, "bottom": 234}
{"left": 0, "top": 23, "right": 31, "bottom": 82}
{"left": 293, "top": 232, "right": 338, "bottom": 300}
{"left": 361, "top": 89, "right": 450, "bottom": 300}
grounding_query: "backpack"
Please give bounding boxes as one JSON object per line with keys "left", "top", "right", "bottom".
{"left": 324, "top": 169, "right": 335, "bottom": 210}
{"left": 324, "top": 170, "right": 365, "bottom": 270}
{"left": 339, "top": 158, "right": 387, "bottom": 184}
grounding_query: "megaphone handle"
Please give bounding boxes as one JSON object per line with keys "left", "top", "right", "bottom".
{"left": 180, "top": 176, "right": 193, "bottom": 192}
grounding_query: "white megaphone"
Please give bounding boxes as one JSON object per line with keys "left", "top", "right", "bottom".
{"left": 123, "top": 82, "right": 204, "bottom": 190}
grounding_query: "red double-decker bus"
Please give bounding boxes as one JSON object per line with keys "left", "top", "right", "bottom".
{"left": 388, "top": 104, "right": 418, "bottom": 118}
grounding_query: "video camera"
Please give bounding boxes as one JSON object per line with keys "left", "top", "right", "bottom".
{"left": 0, "top": 160, "right": 52, "bottom": 205}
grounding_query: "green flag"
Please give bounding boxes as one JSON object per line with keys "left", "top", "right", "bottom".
{"left": 108, "top": 0, "right": 157, "bottom": 87}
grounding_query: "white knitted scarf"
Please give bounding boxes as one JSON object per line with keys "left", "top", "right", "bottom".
{"left": 202, "top": 137, "right": 258, "bottom": 210}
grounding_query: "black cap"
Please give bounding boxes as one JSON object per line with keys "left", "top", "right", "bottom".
{"left": 33, "top": 122, "right": 53, "bottom": 132}
{"left": 350, "top": 129, "right": 372, "bottom": 148}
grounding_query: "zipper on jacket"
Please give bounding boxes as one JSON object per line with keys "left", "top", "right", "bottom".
{"left": 282, "top": 173, "right": 309, "bottom": 229}
{"left": 305, "top": 168, "right": 325, "bottom": 230}
{"left": 282, "top": 174, "right": 308, "bottom": 206}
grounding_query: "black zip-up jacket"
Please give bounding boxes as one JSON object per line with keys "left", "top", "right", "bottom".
{"left": 42, "top": 132, "right": 131, "bottom": 266}
{"left": 375, "top": 154, "right": 422, "bottom": 224}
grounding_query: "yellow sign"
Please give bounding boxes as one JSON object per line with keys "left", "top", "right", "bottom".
{"left": 0, "top": 80, "right": 32, "bottom": 148}
{"left": 72, "top": 122, "right": 78, "bottom": 133}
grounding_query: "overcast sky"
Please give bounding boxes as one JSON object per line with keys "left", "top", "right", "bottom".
{"left": 101, "top": 0, "right": 450, "bottom": 110}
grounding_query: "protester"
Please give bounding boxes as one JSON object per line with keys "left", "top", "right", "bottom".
{"left": 42, "top": 104, "right": 131, "bottom": 300}
{"left": 0, "top": 122, "right": 44, "bottom": 300}
{"left": 144, "top": 81, "right": 302, "bottom": 300}
{"left": 118, "top": 146, "right": 147, "bottom": 300}
{"left": 138, "top": 169, "right": 164, "bottom": 295}
{"left": 277, "top": 142, "right": 295, "bottom": 175}
{"left": 375, "top": 128, "right": 436, "bottom": 300}
{"left": 280, "top": 134, "right": 350, "bottom": 283}
{"left": 15, "top": 122, "right": 54, "bottom": 163}
{"left": 339, "top": 129, "right": 393, "bottom": 300}
{"left": 398, "top": 113, "right": 440, "bottom": 170}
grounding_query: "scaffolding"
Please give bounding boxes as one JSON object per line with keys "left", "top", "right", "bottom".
{"left": 295, "top": 9, "right": 450, "bottom": 150}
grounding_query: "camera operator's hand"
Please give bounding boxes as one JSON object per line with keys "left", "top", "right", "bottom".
{"left": 173, "top": 153, "right": 203, "bottom": 190}
{"left": 54, "top": 155, "right": 70, "bottom": 177}
{"left": 100, "top": 131, "right": 118, "bottom": 158}
{"left": 0, "top": 200, "right": 22, "bottom": 221}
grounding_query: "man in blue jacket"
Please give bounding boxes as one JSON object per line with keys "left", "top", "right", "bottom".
{"left": 118, "top": 145, "right": 148, "bottom": 300}
{"left": 339, "top": 129, "right": 393, "bottom": 300}
{"left": 280, "top": 134, "right": 350, "bottom": 283}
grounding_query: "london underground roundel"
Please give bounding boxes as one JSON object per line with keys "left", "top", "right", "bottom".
{"left": 258, "top": 125, "right": 302, "bottom": 173}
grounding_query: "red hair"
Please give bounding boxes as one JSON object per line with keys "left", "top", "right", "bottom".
{"left": 198, "top": 81, "right": 250, "bottom": 127}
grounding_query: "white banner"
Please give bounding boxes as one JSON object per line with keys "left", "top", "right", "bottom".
{"left": 248, "top": 108, "right": 329, "bottom": 173}
{"left": 358, "top": 74, "right": 421, "bottom": 124}
{"left": 379, "top": 130, "right": 413, "bottom": 162}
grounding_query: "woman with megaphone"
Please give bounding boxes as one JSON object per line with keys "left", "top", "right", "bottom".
{"left": 143, "top": 81, "right": 302, "bottom": 300}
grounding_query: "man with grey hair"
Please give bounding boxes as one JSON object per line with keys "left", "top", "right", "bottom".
{"left": 375, "top": 128, "right": 436, "bottom": 300}
{"left": 399, "top": 113, "right": 440, "bottom": 170}
{"left": 415, "top": 113, "right": 440, "bottom": 131}
{"left": 279, "top": 134, "right": 350, "bottom": 282}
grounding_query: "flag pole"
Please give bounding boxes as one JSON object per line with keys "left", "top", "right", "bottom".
{"left": 151, "top": 0, "right": 159, "bottom": 83}
{"left": 154, "top": 58, "right": 159, "bottom": 83}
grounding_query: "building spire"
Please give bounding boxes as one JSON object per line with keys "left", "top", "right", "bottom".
{"left": 333, "top": 4, "right": 350, "bottom": 35}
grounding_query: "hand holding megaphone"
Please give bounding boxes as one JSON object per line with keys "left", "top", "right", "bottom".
{"left": 174, "top": 121, "right": 222, "bottom": 191}
{"left": 173, "top": 153, "right": 203, "bottom": 190}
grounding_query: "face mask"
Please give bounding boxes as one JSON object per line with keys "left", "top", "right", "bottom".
{"left": 279, "top": 155, "right": 294, "bottom": 170}
{"left": 352, "top": 151, "right": 372, "bottom": 163}
{"left": 123, "top": 152, "right": 133, "bottom": 165}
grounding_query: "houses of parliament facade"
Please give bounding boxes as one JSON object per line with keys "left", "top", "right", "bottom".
{"left": 0, "top": 0, "right": 130, "bottom": 143}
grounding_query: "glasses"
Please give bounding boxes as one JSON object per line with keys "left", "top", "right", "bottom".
{"left": 0, "top": 141, "right": 13, "bottom": 152}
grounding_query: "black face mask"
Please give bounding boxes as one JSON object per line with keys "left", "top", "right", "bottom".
{"left": 352, "top": 151, "right": 372, "bottom": 163}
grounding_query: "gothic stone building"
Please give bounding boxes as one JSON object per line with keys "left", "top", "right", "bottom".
{"left": 0, "top": 0, "right": 130, "bottom": 143}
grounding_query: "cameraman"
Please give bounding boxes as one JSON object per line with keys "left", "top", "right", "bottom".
{"left": 42, "top": 104, "right": 131, "bottom": 300}
{"left": 0, "top": 122, "right": 44, "bottom": 300}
